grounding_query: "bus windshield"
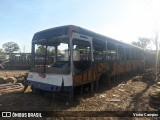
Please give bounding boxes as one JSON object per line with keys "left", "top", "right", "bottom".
{"left": 31, "top": 39, "right": 71, "bottom": 74}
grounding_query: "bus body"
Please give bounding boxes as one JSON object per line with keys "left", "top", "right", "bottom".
{"left": 27, "top": 25, "right": 155, "bottom": 99}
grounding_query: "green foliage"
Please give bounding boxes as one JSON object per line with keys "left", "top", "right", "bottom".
{"left": 0, "top": 48, "right": 3, "bottom": 53}
{"left": 36, "top": 45, "right": 46, "bottom": 55}
{"left": 2, "top": 41, "right": 20, "bottom": 53}
{"left": 131, "top": 37, "right": 151, "bottom": 49}
{"left": 36, "top": 45, "right": 57, "bottom": 55}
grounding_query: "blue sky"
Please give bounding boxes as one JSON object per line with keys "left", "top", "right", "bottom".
{"left": 0, "top": 0, "right": 160, "bottom": 52}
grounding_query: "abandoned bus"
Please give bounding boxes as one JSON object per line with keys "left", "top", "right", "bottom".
{"left": 27, "top": 25, "right": 155, "bottom": 99}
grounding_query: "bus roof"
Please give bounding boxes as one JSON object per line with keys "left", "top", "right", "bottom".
{"left": 32, "top": 25, "right": 145, "bottom": 51}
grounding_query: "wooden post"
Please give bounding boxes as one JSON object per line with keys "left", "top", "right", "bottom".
{"left": 108, "top": 76, "right": 110, "bottom": 86}
{"left": 54, "top": 46, "right": 57, "bottom": 63}
{"left": 91, "top": 64, "right": 94, "bottom": 92}
{"left": 124, "top": 45, "right": 126, "bottom": 80}
{"left": 116, "top": 44, "right": 118, "bottom": 60}
{"left": 91, "top": 82, "right": 94, "bottom": 92}
{"left": 69, "top": 87, "right": 73, "bottom": 100}
{"left": 96, "top": 80, "right": 99, "bottom": 90}
{"left": 81, "top": 74, "right": 83, "bottom": 96}
{"left": 31, "top": 42, "right": 35, "bottom": 68}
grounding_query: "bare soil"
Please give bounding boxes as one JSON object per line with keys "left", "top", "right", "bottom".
{"left": 0, "top": 69, "right": 159, "bottom": 120}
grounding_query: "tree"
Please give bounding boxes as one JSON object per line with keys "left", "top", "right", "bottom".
{"left": 131, "top": 37, "right": 151, "bottom": 49}
{"left": 2, "top": 41, "right": 20, "bottom": 53}
{"left": 36, "top": 45, "right": 61, "bottom": 55}
{"left": 36, "top": 45, "right": 46, "bottom": 55}
{"left": 0, "top": 48, "right": 3, "bottom": 53}
{"left": 131, "top": 41, "right": 141, "bottom": 47}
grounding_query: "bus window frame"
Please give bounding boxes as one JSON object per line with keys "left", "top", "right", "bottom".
{"left": 71, "top": 32, "right": 93, "bottom": 61}
{"left": 31, "top": 38, "right": 72, "bottom": 74}
{"left": 71, "top": 32, "right": 93, "bottom": 74}
{"left": 93, "top": 39, "right": 106, "bottom": 61}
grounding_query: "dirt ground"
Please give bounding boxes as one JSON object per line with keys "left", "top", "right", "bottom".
{"left": 0, "top": 69, "right": 160, "bottom": 120}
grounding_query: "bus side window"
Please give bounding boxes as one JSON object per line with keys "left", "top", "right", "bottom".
{"left": 117, "top": 45, "right": 125, "bottom": 60}
{"left": 72, "top": 39, "right": 91, "bottom": 74}
{"left": 125, "top": 47, "right": 130, "bottom": 60}
{"left": 107, "top": 42, "right": 117, "bottom": 61}
{"left": 93, "top": 39, "right": 106, "bottom": 61}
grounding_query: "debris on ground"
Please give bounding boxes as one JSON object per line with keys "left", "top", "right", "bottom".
{"left": 0, "top": 83, "right": 24, "bottom": 94}
{"left": 149, "top": 90, "right": 160, "bottom": 105}
{"left": 0, "top": 68, "right": 159, "bottom": 119}
{"left": 106, "top": 98, "right": 121, "bottom": 102}
{"left": 23, "top": 85, "right": 32, "bottom": 93}
{"left": 0, "top": 77, "right": 5, "bottom": 84}
{"left": 5, "top": 77, "right": 17, "bottom": 84}
{"left": 0, "top": 70, "right": 28, "bottom": 94}
{"left": 131, "top": 75, "right": 142, "bottom": 81}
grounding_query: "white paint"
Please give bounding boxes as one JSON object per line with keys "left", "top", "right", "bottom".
{"left": 64, "top": 50, "right": 80, "bottom": 61}
{"left": 72, "top": 32, "right": 92, "bottom": 42}
{"left": 27, "top": 72, "right": 72, "bottom": 86}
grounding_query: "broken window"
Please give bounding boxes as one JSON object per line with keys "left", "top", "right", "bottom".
{"left": 106, "top": 42, "right": 117, "bottom": 61}
{"left": 93, "top": 39, "right": 106, "bottom": 61}
{"left": 72, "top": 39, "right": 91, "bottom": 74}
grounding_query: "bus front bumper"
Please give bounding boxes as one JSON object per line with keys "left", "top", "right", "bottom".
{"left": 27, "top": 80, "right": 72, "bottom": 92}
